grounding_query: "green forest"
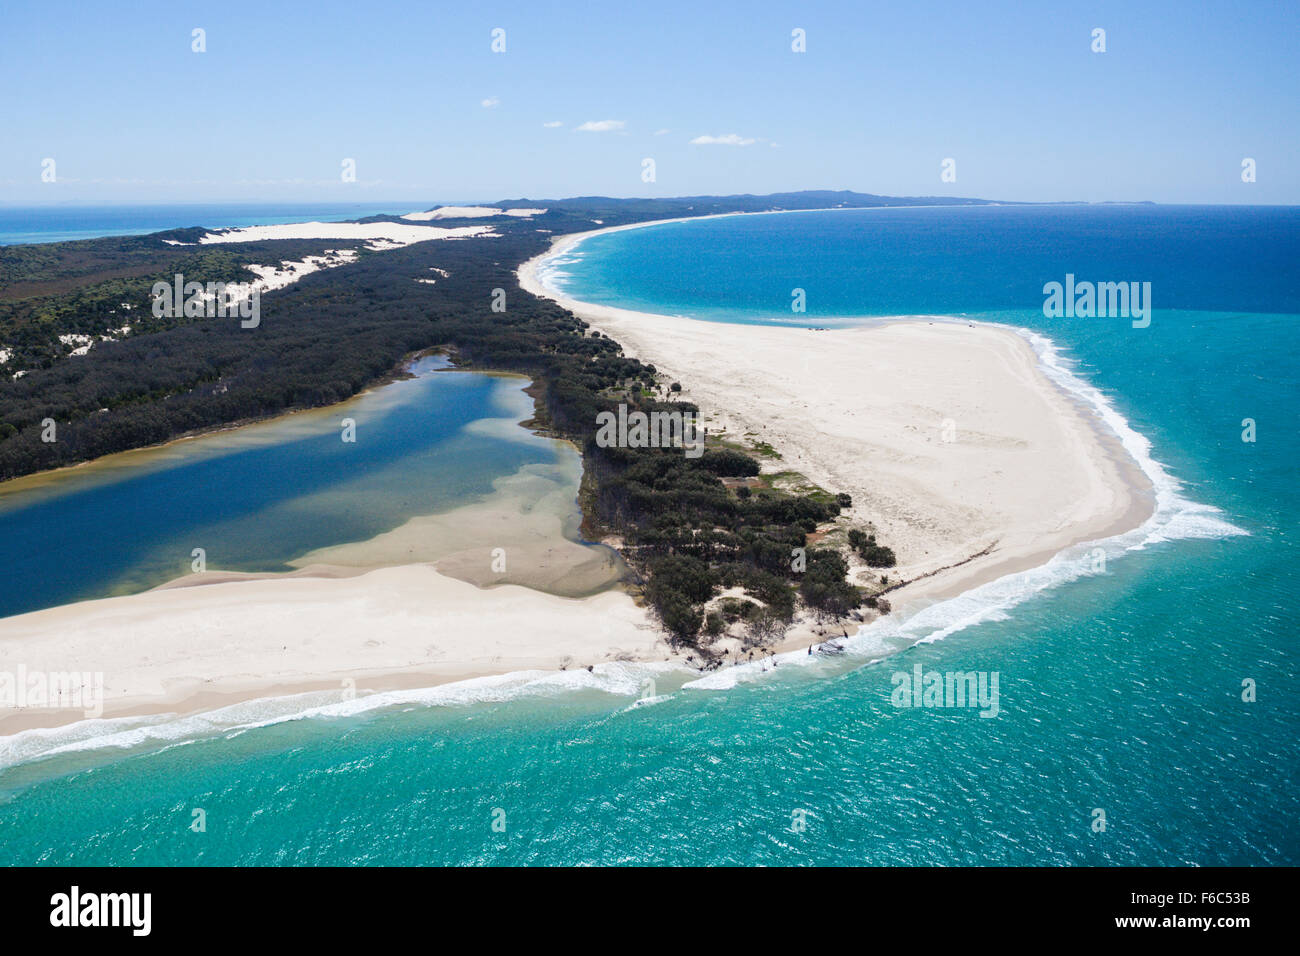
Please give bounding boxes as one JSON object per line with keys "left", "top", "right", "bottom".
{"left": 0, "top": 192, "right": 934, "bottom": 649}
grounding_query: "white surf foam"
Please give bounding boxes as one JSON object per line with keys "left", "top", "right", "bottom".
{"left": 684, "top": 321, "right": 1249, "bottom": 692}
{"left": 535, "top": 248, "right": 585, "bottom": 297}
{"left": 0, "top": 320, "right": 1249, "bottom": 763}
{"left": 0, "top": 661, "right": 694, "bottom": 771}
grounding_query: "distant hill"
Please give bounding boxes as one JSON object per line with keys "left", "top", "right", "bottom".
{"left": 492, "top": 189, "right": 1006, "bottom": 215}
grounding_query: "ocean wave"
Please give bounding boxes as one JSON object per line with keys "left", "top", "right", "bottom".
{"left": 1018, "top": 326, "right": 1247, "bottom": 543}
{"left": 535, "top": 248, "right": 586, "bottom": 296}
{"left": 684, "top": 320, "right": 1249, "bottom": 692}
{"left": 0, "top": 661, "right": 693, "bottom": 771}
{"left": 0, "top": 320, "right": 1248, "bottom": 766}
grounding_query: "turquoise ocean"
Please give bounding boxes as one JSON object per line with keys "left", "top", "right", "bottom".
{"left": 0, "top": 205, "right": 1295, "bottom": 866}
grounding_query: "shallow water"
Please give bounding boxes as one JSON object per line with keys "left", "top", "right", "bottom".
{"left": 0, "top": 358, "right": 572, "bottom": 617}
{"left": 1, "top": 205, "right": 1295, "bottom": 866}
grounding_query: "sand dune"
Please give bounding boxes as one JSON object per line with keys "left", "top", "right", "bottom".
{"left": 401, "top": 206, "right": 546, "bottom": 220}
{"left": 197, "top": 221, "right": 494, "bottom": 247}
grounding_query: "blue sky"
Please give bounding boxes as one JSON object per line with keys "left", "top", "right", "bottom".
{"left": 1, "top": 0, "right": 1296, "bottom": 204}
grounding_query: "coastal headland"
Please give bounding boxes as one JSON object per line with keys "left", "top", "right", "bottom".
{"left": 0, "top": 207, "right": 1154, "bottom": 736}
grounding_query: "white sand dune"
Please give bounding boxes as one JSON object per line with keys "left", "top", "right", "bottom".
{"left": 197, "top": 221, "right": 494, "bottom": 246}
{"left": 401, "top": 206, "right": 546, "bottom": 220}
{"left": 243, "top": 248, "right": 357, "bottom": 292}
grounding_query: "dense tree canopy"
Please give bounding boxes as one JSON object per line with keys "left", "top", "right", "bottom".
{"left": 0, "top": 193, "right": 910, "bottom": 648}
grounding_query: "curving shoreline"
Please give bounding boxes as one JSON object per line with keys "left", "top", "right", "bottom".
{"left": 0, "top": 211, "right": 1163, "bottom": 744}
{"left": 519, "top": 217, "right": 1157, "bottom": 621}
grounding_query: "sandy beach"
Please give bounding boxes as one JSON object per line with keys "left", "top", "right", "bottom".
{"left": 0, "top": 565, "right": 663, "bottom": 735}
{"left": 519, "top": 220, "right": 1155, "bottom": 612}
{"left": 0, "top": 214, "right": 1155, "bottom": 736}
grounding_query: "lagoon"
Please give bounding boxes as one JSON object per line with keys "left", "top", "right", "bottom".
{"left": 0, "top": 357, "right": 579, "bottom": 618}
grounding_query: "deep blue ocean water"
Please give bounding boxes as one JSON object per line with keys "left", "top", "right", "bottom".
{"left": 0, "top": 202, "right": 427, "bottom": 246}
{"left": 1, "top": 205, "right": 1295, "bottom": 866}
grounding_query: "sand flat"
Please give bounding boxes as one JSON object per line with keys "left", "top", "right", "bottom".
{"left": 0, "top": 564, "right": 664, "bottom": 734}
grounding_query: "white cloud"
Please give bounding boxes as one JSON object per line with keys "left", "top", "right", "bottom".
{"left": 542, "top": 121, "right": 563, "bottom": 128}
{"left": 653, "top": 128, "right": 670, "bottom": 136}
{"left": 690, "top": 133, "right": 756, "bottom": 146}
{"left": 575, "top": 120, "right": 626, "bottom": 132}
{"left": 481, "top": 97, "right": 500, "bottom": 108}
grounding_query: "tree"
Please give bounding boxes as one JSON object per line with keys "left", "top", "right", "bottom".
{"left": 848, "top": 530, "right": 896, "bottom": 568}
{"left": 745, "top": 610, "right": 788, "bottom": 647}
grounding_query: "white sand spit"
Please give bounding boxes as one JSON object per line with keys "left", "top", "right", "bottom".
{"left": 0, "top": 213, "right": 1156, "bottom": 735}
{"left": 520, "top": 221, "right": 1154, "bottom": 614}
{"left": 0, "top": 565, "right": 663, "bottom": 732}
